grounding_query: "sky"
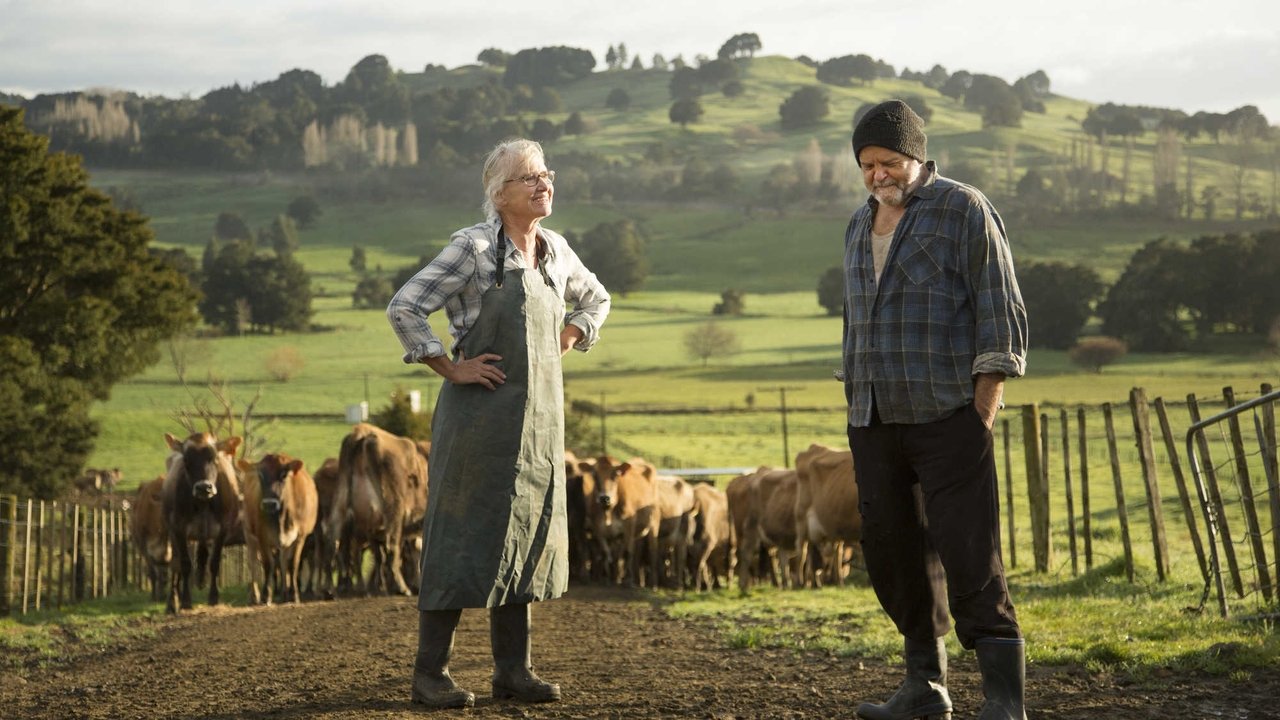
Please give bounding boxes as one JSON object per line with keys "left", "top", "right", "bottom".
{"left": 2, "top": 0, "right": 1278, "bottom": 121}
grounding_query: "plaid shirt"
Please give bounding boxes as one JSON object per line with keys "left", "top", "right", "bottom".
{"left": 387, "top": 219, "right": 611, "bottom": 363}
{"left": 843, "top": 162, "right": 1027, "bottom": 426}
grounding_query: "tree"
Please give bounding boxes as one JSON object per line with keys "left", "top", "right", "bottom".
{"left": 349, "top": 244, "right": 367, "bottom": 273}
{"left": 352, "top": 274, "right": 395, "bottom": 309}
{"left": 683, "top": 321, "right": 740, "bottom": 367}
{"left": 716, "top": 33, "right": 762, "bottom": 60}
{"left": 605, "top": 88, "right": 632, "bottom": 111}
{"left": 1099, "top": 238, "right": 1190, "bottom": 351}
{"left": 816, "top": 267, "right": 844, "bottom": 316}
{"left": 563, "top": 111, "right": 588, "bottom": 135}
{"left": 286, "top": 195, "right": 321, "bottom": 228}
{"left": 965, "top": 74, "right": 1022, "bottom": 128}
{"left": 722, "top": 80, "right": 745, "bottom": 99}
{"left": 669, "top": 66, "right": 702, "bottom": 101}
{"left": 477, "top": 48, "right": 510, "bottom": 67}
{"left": 503, "top": 46, "right": 596, "bottom": 87}
{"left": 669, "top": 99, "right": 704, "bottom": 127}
{"left": 215, "top": 211, "right": 252, "bottom": 241}
{"left": 712, "top": 289, "right": 745, "bottom": 316}
{"left": 531, "top": 86, "right": 563, "bottom": 114}
{"left": 0, "top": 106, "right": 197, "bottom": 497}
{"left": 200, "top": 237, "right": 313, "bottom": 334}
{"left": 1068, "top": 337, "right": 1128, "bottom": 373}
{"left": 816, "top": 55, "right": 879, "bottom": 86}
{"left": 939, "top": 70, "right": 972, "bottom": 100}
{"left": 262, "top": 214, "right": 299, "bottom": 257}
{"left": 573, "top": 220, "right": 649, "bottom": 296}
{"left": 1017, "top": 262, "right": 1103, "bottom": 349}
{"left": 779, "top": 86, "right": 829, "bottom": 130}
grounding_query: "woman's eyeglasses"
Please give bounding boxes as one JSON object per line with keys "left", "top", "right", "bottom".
{"left": 505, "top": 170, "right": 556, "bottom": 187}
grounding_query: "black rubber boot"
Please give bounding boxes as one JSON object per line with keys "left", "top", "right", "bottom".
{"left": 975, "top": 637, "right": 1027, "bottom": 720}
{"left": 490, "top": 603, "right": 561, "bottom": 702}
{"left": 411, "top": 609, "right": 475, "bottom": 709}
{"left": 856, "top": 637, "right": 953, "bottom": 720}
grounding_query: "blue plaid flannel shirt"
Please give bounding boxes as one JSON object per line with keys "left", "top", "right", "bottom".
{"left": 842, "top": 162, "right": 1028, "bottom": 427}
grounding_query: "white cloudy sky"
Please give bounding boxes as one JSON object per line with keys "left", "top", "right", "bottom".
{"left": 2, "top": 0, "right": 1277, "bottom": 120}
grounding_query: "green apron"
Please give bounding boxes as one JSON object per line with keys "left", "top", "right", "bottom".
{"left": 417, "top": 234, "right": 568, "bottom": 610}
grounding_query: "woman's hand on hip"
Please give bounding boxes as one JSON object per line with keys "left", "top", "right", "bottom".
{"left": 559, "top": 325, "right": 584, "bottom": 356}
{"left": 449, "top": 350, "right": 505, "bottom": 390}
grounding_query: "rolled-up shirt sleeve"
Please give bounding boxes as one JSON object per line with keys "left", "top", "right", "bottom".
{"left": 386, "top": 236, "right": 475, "bottom": 363}
{"left": 965, "top": 197, "right": 1028, "bottom": 379}
{"left": 560, "top": 244, "right": 611, "bottom": 352}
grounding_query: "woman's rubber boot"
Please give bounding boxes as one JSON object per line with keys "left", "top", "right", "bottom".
{"left": 489, "top": 602, "right": 561, "bottom": 702}
{"left": 856, "top": 636, "right": 953, "bottom": 720}
{"left": 975, "top": 637, "right": 1027, "bottom": 720}
{"left": 411, "top": 609, "right": 475, "bottom": 709}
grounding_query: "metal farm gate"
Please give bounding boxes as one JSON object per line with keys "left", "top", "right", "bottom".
{"left": 1186, "top": 388, "right": 1280, "bottom": 618}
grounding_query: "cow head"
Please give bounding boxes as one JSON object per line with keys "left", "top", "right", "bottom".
{"left": 588, "top": 457, "right": 630, "bottom": 518}
{"left": 166, "top": 432, "right": 222, "bottom": 501}
{"left": 241, "top": 454, "right": 304, "bottom": 520}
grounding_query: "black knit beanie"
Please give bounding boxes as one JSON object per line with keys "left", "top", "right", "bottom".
{"left": 851, "top": 100, "right": 927, "bottom": 163}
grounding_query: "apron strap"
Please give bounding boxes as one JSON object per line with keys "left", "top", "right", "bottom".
{"left": 495, "top": 224, "right": 506, "bottom": 288}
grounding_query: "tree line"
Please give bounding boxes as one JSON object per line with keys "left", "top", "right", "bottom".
{"left": 817, "top": 229, "right": 1280, "bottom": 355}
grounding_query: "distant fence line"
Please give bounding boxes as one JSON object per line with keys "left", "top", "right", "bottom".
{"left": 2, "top": 384, "right": 1276, "bottom": 618}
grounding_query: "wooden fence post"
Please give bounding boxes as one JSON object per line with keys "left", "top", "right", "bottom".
{"left": 35, "top": 500, "right": 45, "bottom": 612}
{"left": 1078, "top": 408, "right": 1093, "bottom": 570}
{"left": 22, "top": 499, "right": 33, "bottom": 614}
{"left": 72, "top": 504, "right": 83, "bottom": 602}
{"left": 1060, "top": 409, "right": 1078, "bottom": 576}
{"left": 57, "top": 502, "right": 67, "bottom": 610}
{"left": 1154, "top": 397, "right": 1208, "bottom": 582}
{"left": 1188, "top": 393, "right": 1245, "bottom": 597}
{"left": 0, "top": 495, "right": 16, "bottom": 615}
{"left": 1129, "top": 388, "right": 1170, "bottom": 581}
{"left": 1223, "top": 386, "right": 1272, "bottom": 603}
{"left": 1102, "top": 403, "right": 1135, "bottom": 582}
{"left": 1260, "top": 383, "right": 1279, "bottom": 598}
{"left": 1022, "top": 404, "right": 1050, "bottom": 572}
{"left": 1002, "top": 418, "right": 1016, "bottom": 569}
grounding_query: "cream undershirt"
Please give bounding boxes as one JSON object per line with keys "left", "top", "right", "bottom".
{"left": 871, "top": 228, "right": 894, "bottom": 282}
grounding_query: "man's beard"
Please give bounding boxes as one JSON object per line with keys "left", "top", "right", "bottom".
{"left": 872, "top": 181, "right": 908, "bottom": 207}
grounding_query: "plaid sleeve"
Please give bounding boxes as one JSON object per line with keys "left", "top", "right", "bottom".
{"left": 386, "top": 234, "right": 476, "bottom": 363}
{"left": 965, "top": 197, "right": 1028, "bottom": 378}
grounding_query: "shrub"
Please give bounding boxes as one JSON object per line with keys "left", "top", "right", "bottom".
{"left": 1068, "top": 337, "right": 1128, "bottom": 373}
{"left": 371, "top": 386, "right": 432, "bottom": 441}
{"left": 265, "top": 346, "right": 305, "bottom": 382}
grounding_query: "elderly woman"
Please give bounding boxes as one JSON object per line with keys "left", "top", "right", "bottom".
{"left": 387, "top": 138, "right": 610, "bottom": 709}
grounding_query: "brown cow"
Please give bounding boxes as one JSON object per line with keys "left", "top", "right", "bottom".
{"left": 729, "top": 466, "right": 800, "bottom": 591}
{"left": 652, "top": 468, "right": 697, "bottom": 589}
{"left": 582, "top": 456, "right": 660, "bottom": 587}
{"left": 794, "top": 443, "right": 861, "bottom": 587}
{"left": 689, "top": 482, "right": 731, "bottom": 591}
{"left": 301, "top": 457, "right": 339, "bottom": 598}
{"left": 564, "top": 450, "right": 596, "bottom": 582}
{"left": 162, "top": 432, "right": 243, "bottom": 613}
{"left": 239, "top": 453, "right": 319, "bottom": 604}
{"left": 129, "top": 475, "right": 170, "bottom": 601}
{"left": 328, "top": 423, "right": 429, "bottom": 596}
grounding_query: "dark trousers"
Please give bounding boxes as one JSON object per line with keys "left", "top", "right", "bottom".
{"left": 847, "top": 404, "right": 1020, "bottom": 649}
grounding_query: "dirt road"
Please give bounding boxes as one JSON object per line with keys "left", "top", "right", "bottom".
{"left": 3, "top": 585, "right": 1276, "bottom": 719}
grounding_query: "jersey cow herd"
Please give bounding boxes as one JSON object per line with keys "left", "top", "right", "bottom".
{"left": 128, "top": 424, "right": 863, "bottom": 614}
